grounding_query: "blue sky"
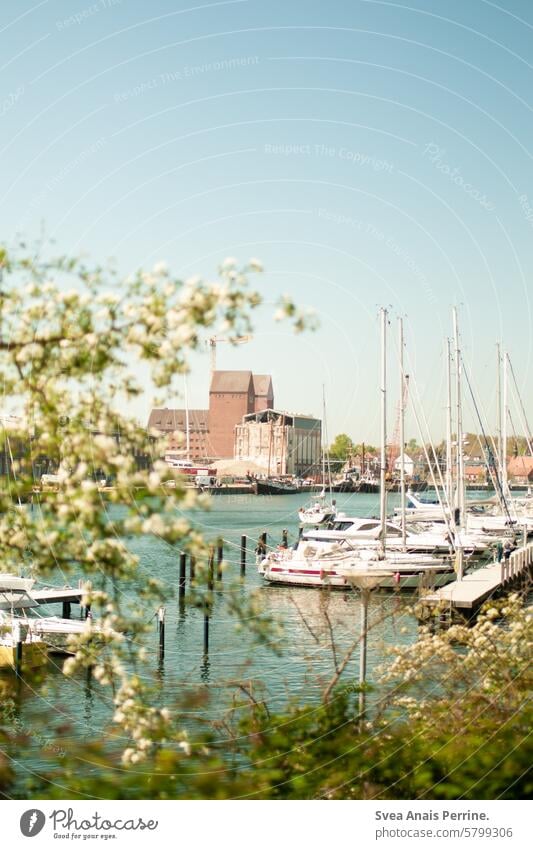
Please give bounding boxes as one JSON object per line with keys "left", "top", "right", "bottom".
{"left": 1, "top": 0, "right": 533, "bottom": 443}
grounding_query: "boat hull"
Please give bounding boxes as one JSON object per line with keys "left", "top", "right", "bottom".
{"left": 262, "top": 566, "right": 455, "bottom": 590}
{"left": 253, "top": 480, "right": 301, "bottom": 495}
{"left": 0, "top": 641, "right": 48, "bottom": 670}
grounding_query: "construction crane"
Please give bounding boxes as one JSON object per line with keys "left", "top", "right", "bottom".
{"left": 387, "top": 373, "right": 409, "bottom": 474}
{"left": 207, "top": 335, "right": 252, "bottom": 376}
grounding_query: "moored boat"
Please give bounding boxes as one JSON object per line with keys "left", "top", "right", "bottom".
{"left": 253, "top": 478, "right": 303, "bottom": 495}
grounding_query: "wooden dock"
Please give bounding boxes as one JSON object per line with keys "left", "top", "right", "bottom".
{"left": 0, "top": 586, "right": 83, "bottom": 610}
{"left": 422, "top": 542, "right": 533, "bottom": 611}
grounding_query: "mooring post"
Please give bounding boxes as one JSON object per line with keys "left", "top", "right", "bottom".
{"left": 158, "top": 606, "right": 165, "bottom": 662}
{"left": 179, "top": 552, "right": 186, "bottom": 601}
{"left": 189, "top": 555, "right": 196, "bottom": 584}
{"left": 203, "top": 609, "right": 209, "bottom": 655}
{"left": 204, "top": 549, "right": 214, "bottom": 655}
{"left": 282, "top": 528, "right": 288, "bottom": 548}
{"left": 62, "top": 601, "right": 71, "bottom": 620}
{"left": 240, "top": 534, "right": 247, "bottom": 576}
{"left": 208, "top": 547, "right": 214, "bottom": 593}
{"left": 13, "top": 619, "right": 23, "bottom": 676}
{"left": 216, "top": 538, "right": 224, "bottom": 581}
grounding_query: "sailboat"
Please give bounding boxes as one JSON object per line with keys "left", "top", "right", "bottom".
{"left": 299, "top": 388, "right": 337, "bottom": 524}
{"left": 261, "top": 310, "right": 455, "bottom": 589}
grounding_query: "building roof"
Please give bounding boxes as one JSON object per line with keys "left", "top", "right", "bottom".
{"left": 252, "top": 374, "right": 273, "bottom": 397}
{"left": 210, "top": 370, "right": 253, "bottom": 393}
{"left": 464, "top": 464, "right": 486, "bottom": 476}
{"left": 147, "top": 408, "right": 209, "bottom": 432}
{"left": 241, "top": 408, "right": 320, "bottom": 426}
{"left": 507, "top": 456, "right": 533, "bottom": 477}
{"left": 394, "top": 453, "right": 413, "bottom": 463}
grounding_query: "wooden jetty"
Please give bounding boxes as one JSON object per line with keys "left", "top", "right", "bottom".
{"left": 420, "top": 542, "right": 533, "bottom": 616}
{"left": 0, "top": 586, "right": 83, "bottom": 611}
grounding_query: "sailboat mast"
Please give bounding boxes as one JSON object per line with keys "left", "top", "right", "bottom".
{"left": 452, "top": 308, "right": 465, "bottom": 580}
{"left": 398, "top": 317, "right": 406, "bottom": 550}
{"left": 321, "top": 385, "right": 326, "bottom": 487}
{"left": 502, "top": 350, "right": 509, "bottom": 497}
{"left": 184, "top": 375, "right": 191, "bottom": 459}
{"left": 452, "top": 308, "right": 465, "bottom": 526}
{"left": 445, "top": 338, "right": 453, "bottom": 510}
{"left": 496, "top": 342, "right": 502, "bottom": 484}
{"left": 379, "top": 307, "right": 388, "bottom": 554}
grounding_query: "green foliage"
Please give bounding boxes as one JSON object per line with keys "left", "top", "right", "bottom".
{"left": 329, "top": 433, "right": 354, "bottom": 461}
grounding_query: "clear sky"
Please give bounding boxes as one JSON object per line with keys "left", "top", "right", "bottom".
{"left": 1, "top": 0, "right": 532, "bottom": 443}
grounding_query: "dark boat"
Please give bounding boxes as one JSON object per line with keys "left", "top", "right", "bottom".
{"left": 253, "top": 478, "right": 302, "bottom": 495}
{"left": 330, "top": 477, "right": 357, "bottom": 493}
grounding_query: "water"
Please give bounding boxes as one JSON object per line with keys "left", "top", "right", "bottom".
{"left": 6, "top": 491, "right": 421, "bottom": 779}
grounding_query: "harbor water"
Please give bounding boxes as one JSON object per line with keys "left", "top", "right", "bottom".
{"left": 7, "top": 491, "right": 428, "bottom": 781}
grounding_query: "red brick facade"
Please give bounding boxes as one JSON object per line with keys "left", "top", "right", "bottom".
{"left": 208, "top": 371, "right": 255, "bottom": 458}
{"left": 149, "top": 370, "right": 274, "bottom": 460}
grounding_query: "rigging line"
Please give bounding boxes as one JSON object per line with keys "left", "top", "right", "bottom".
{"left": 507, "top": 410, "right": 532, "bottom": 483}
{"left": 397, "top": 328, "right": 452, "bottom": 513}
{"left": 457, "top": 365, "right": 500, "bottom": 489}
{"left": 453, "top": 345, "right": 505, "bottom": 493}
{"left": 460, "top": 356, "right": 512, "bottom": 523}
{"left": 506, "top": 354, "right": 533, "bottom": 455}
{"left": 397, "top": 342, "right": 455, "bottom": 541}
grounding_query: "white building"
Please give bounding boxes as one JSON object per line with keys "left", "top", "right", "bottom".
{"left": 394, "top": 452, "right": 414, "bottom": 477}
{"left": 234, "top": 408, "right": 321, "bottom": 477}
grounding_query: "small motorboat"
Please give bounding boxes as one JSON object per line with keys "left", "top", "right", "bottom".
{"left": 298, "top": 493, "right": 337, "bottom": 525}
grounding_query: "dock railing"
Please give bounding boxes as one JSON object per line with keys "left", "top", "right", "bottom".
{"left": 500, "top": 541, "right": 533, "bottom": 585}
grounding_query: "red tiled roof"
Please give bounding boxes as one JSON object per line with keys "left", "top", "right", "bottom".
{"left": 252, "top": 374, "right": 273, "bottom": 397}
{"left": 209, "top": 370, "right": 253, "bottom": 393}
{"left": 507, "top": 456, "right": 533, "bottom": 477}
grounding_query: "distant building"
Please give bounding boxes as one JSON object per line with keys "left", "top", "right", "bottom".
{"left": 252, "top": 375, "right": 274, "bottom": 412}
{"left": 147, "top": 408, "right": 210, "bottom": 460}
{"left": 147, "top": 369, "right": 275, "bottom": 460}
{"left": 208, "top": 371, "right": 256, "bottom": 458}
{"left": 394, "top": 453, "right": 414, "bottom": 478}
{"left": 464, "top": 463, "right": 487, "bottom": 484}
{"left": 507, "top": 456, "right": 533, "bottom": 484}
{"left": 234, "top": 408, "right": 321, "bottom": 477}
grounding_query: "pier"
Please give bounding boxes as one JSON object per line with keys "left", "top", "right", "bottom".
{"left": 420, "top": 541, "right": 533, "bottom": 615}
{"left": 0, "top": 586, "right": 83, "bottom": 611}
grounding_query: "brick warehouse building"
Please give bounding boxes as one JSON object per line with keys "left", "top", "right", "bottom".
{"left": 148, "top": 370, "right": 274, "bottom": 460}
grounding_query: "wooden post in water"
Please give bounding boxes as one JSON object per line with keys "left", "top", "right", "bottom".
{"left": 208, "top": 547, "right": 215, "bottom": 593}
{"left": 189, "top": 555, "right": 196, "bottom": 584}
{"left": 203, "top": 548, "right": 214, "bottom": 656}
{"left": 158, "top": 606, "right": 165, "bottom": 662}
{"left": 62, "top": 601, "right": 71, "bottom": 620}
{"left": 203, "top": 609, "right": 209, "bottom": 655}
{"left": 282, "top": 528, "right": 288, "bottom": 548}
{"left": 216, "top": 539, "right": 223, "bottom": 581}
{"left": 13, "top": 619, "right": 23, "bottom": 676}
{"left": 240, "top": 534, "right": 247, "bottom": 576}
{"left": 179, "top": 552, "right": 186, "bottom": 602}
